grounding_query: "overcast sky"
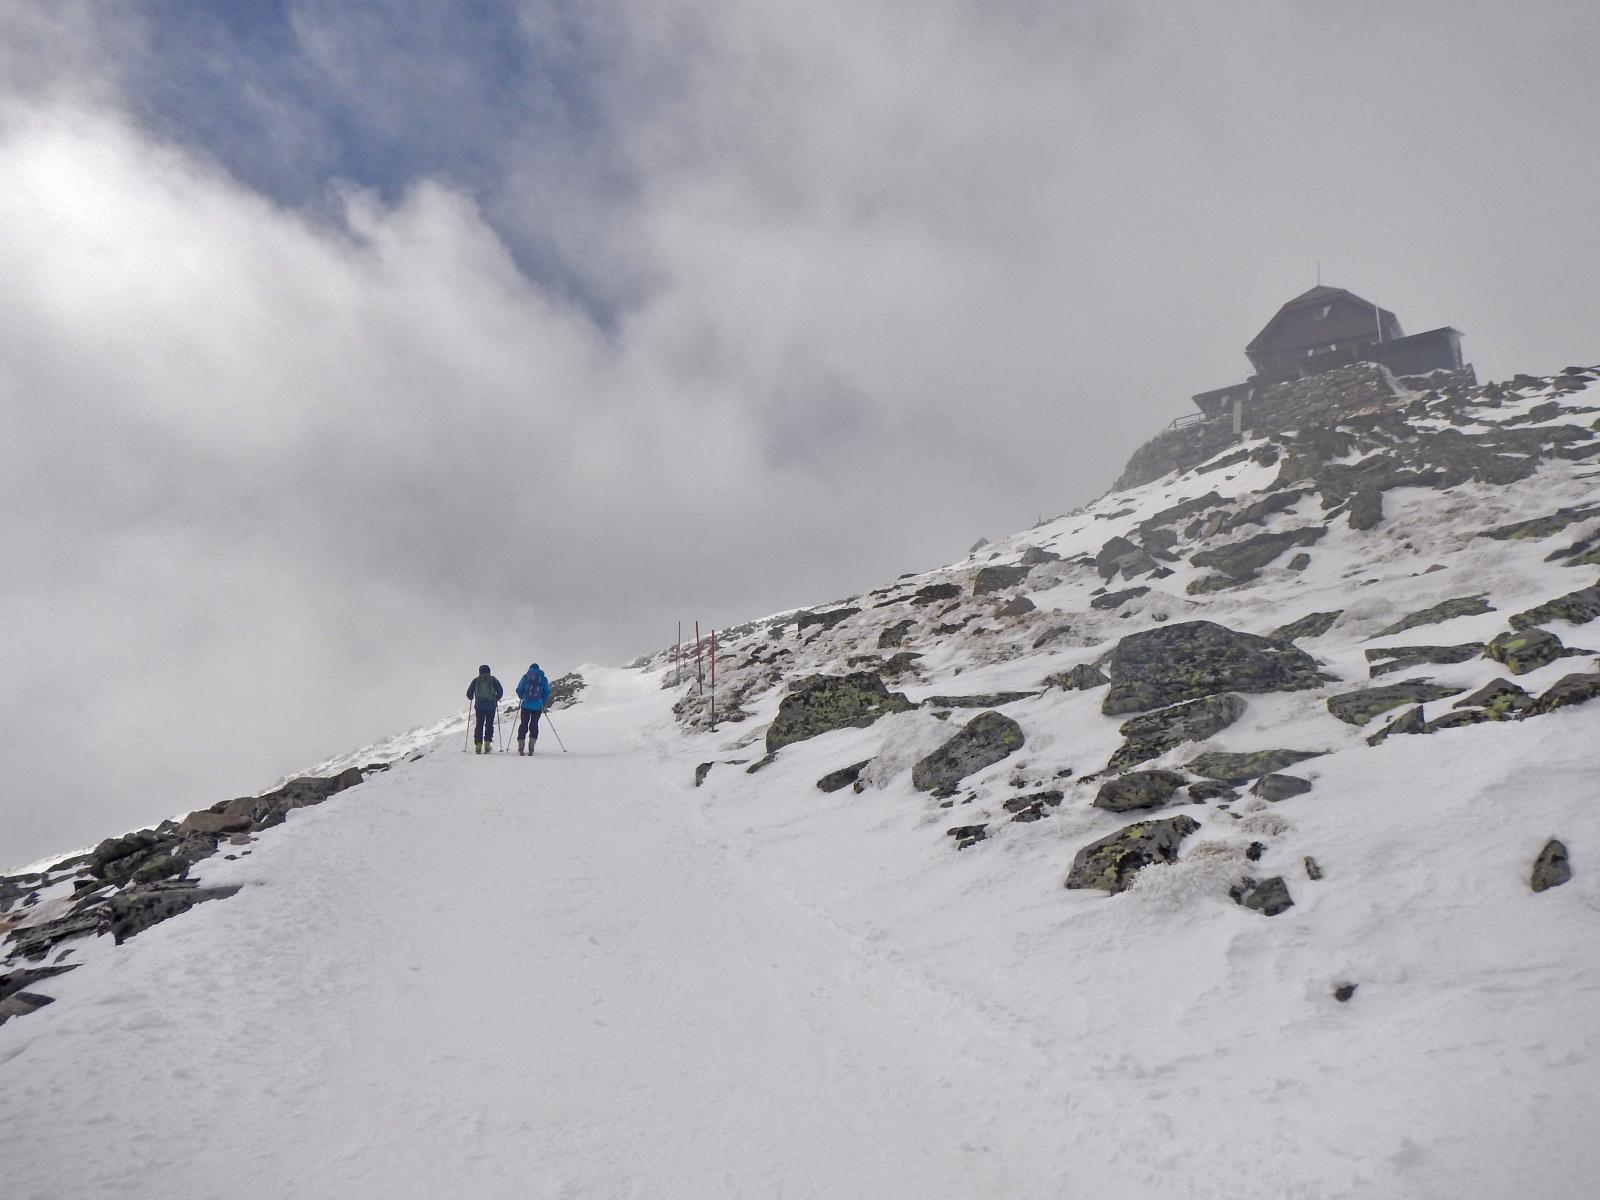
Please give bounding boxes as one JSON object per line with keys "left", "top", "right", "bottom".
{"left": 3, "top": 0, "right": 1597, "bottom": 868}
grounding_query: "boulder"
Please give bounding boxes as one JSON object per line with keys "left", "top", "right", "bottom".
{"left": 1019, "top": 546, "right": 1062, "bottom": 565}
{"left": 1451, "top": 678, "right": 1533, "bottom": 716}
{"left": 1270, "top": 611, "right": 1342, "bottom": 641}
{"left": 911, "top": 711, "right": 1025, "bottom": 793}
{"left": 1249, "top": 774, "right": 1312, "bottom": 802}
{"left": 1186, "top": 781, "right": 1238, "bottom": 802}
{"left": 221, "top": 767, "right": 366, "bottom": 831}
{"left": 1064, "top": 815, "right": 1202, "bottom": 893}
{"left": 1348, "top": 488, "right": 1384, "bottom": 530}
{"left": 1484, "top": 628, "right": 1572, "bottom": 675}
{"left": 1231, "top": 876, "right": 1294, "bottom": 915}
{"left": 910, "top": 582, "right": 961, "bottom": 606}
{"left": 1326, "top": 679, "right": 1466, "bottom": 725}
{"left": 797, "top": 606, "right": 860, "bottom": 635}
{"left": 1525, "top": 673, "right": 1600, "bottom": 716}
{"left": 1530, "top": 839, "right": 1572, "bottom": 892}
{"left": 1093, "top": 770, "right": 1189, "bottom": 813}
{"left": 1366, "top": 705, "right": 1427, "bottom": 746}
{"left": 996, "top": 596, "right": 1037, "bottom": 617}
{"left": 973, "top": 564, "right": 1031, "bottom": 595}
{"left": 1373, "top": 596, "right": 1494, "bottom": 638}
{"left": 1101, "top": 621, "right": 1324, "bottom": 715}
{"left": 877, "top": 619, "right": 915, "bottom": 648}
{"left": 1365, "top": 644, "right": 1485, "bottom": 677}
{"left": 1509, "top": 582, "right": 1600, "bottom": 631}
{"left": 816, "top": 760, "right": 871, "bottom": 793}
{"left": 179, "top": 810, "right": 253, "bottom": 837}
{"left": 1106, "top": 693, "right": 1246, "bottom": 772}
{"left": 765, "top": 673, "right": 915, "bottom": 753}
{"left": 1089, "top": 586, "right": 1151, "bottom": 611}
{"left": 1189, "top": 526, "right": 1327, "bottom": 581}
{"left": 1186, "top": 749, "right": 1323, "bottom": 785}
{"left": 1044, "top": 664, "right": 1109, "bottom": 691}
{"left": 1095, "top": 536, "right": 1158, "bottom": 581}
{"left": 694, "top": 763, "right": 714, "bottom": 787}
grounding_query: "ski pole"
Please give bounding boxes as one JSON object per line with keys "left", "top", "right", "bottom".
{"left": 463, "top": 704, "right": 472, "bottom": 752}
{"left": 543, "top": 711, "right": 568, "bottom": 753}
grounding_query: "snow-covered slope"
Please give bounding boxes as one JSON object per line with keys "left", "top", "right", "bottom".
{"left": 4, "top": 365, "right": 1599, "bottom": 1199}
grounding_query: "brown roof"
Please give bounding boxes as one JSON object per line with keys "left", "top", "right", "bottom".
{"left": 1246, "top": 287, "right": 1401, "bottom": 356}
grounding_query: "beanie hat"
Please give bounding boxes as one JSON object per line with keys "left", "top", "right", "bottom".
{"left": 479, "top": 664, "right": 491, "bottom": 674}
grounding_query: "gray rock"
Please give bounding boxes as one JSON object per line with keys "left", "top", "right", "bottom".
{"left": 1190, "top": 526, "right": 1327, "bottom": 581}
{"left": 910, "top": 582, "right": 961, "bottom": 606}
{"left": 1186, "top": 781, "right": 1238, "bottom": 802}
{"left": 1019, "top": 546, "right": 1061, "bottom": 565}
{"left": 1044, "top": 664, "right": 1109, "bottom": 691}
{"left": 1333, "top": 983, "right": 1357, "bottom": 1002}
{"left": 877, "top": 619, "right": 915, "bottom": 648}
{"left": 1269, "top": 611, "right": 1343, "bottom": 641}
{"left": 797, "top": 606, "right": 860, "bottom": 635}
{"left": 1090, "top": 586, "right": 1150, "bottom": 610}
{"left": 816, "top": 760, "right": 871, "bottom": 793}
{"left": 694, "top": 762, "right": 714, "bottom": 787}
{"left": 1004, "top": 790, "right": 1064, "bottom": 822}
{"left": 1095, "top": 536, "right": 1158, "bottom": 581}
{"left": 1365, "top": 643, "right": 1485, "bottom": 676}
{"left": 1064, "top": 815, "right": 1202, "bottom": 893}
{"left": 1477, "top": 504, "right": 1600, "bottom": 541}
{"left": 765, "top": 673, "right": 915, "bottom": 753}
{"left": 1374, "top": 595, "right": 1494, "bottom": 637}
{"left": 178, "top": 810, "right": 253, "bottom": 837}
{"left": 973, "top": 564, "right": 1031, "bottom": 595}
{"left": 1525, "top": 673, "right": 1600, "bottom": 716}
{"left": 1102, "top": 621, "right": 1324, "bottom": 716}
{"left": 1093, "top": 770, "right": 1189, "bottom": 812}
{"left": 0, "top": 992, "right": 55, "bottom": 1027}
{"left": 1304, "top": 856, "right": 1324, "bottom": 881}
{"left": 1348, "top": 488, "right": 1384, "bottom": 530}
{"left": 0, "top": 964, "right": 78, "bottom": 1003}
{"left": 996, "top": 596, "right": 1037, "bottom": 617}
{"left": 1484, "top": 628, "right": 1574, "bottom": 675}
{"left": 1327, "top": 679, "right": 1466, "bottom": 725}
{"left": 103, "top": 882, "right": 242, "bottom": 944}
{"left": 1107, "top": 693, "right": 1246, "bottom": 772}
{"left": 1509, "top": 582, "right": 1600, "bottom": 631}
{"left": 1230, "top": 876, "right": 1294, "bottom": 915}
{"left": 1186, "top": 749, "right": 1323, "bottom": 784}
{"left": 1451, "top": 678, "right": 1533, "bottom": 715}
{"left": 1250, "top": 774, "right": 1312, "bottom": 801}
{"left": 1531, "top": 839, "right": 1572, "bottom": 892}
{"left": 921, "top": 691, "right": 1038, "bottom": 709}
{"left": 1366, "top": 705, "right": 1427, "bottom": 745}
{"left": 1287, "top": 553, "right": 1312, "bottom": 571}
{"left": 946, "top": 824, "right": 989, "bottom": 850}
{"left": 912, "top": 711, "right": 1026, "bottom": 793}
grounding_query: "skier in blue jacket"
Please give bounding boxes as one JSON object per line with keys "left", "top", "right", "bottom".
{"left": 466, "top": 665, "right": 504, "bottom": 754}
{"left": 515, "top": 663, "right": 552, "bottom": 755}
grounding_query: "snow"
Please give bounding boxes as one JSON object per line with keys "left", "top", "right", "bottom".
{"left": 6, "top": 373, "right": 1600, "bottom": 1197}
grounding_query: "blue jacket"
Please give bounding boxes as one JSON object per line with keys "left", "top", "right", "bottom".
{"left": 517, "top": 666, "right": 551, "bottom": 711}
{"left": 467, "top": 673, "right": 504, "bottom": 711}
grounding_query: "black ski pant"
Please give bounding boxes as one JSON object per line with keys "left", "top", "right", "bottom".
{"left": 518, "top": 708, "right": 543, "bottom": 745}
{"left": 474, "top": 705, "right": 497, "bottom": 745}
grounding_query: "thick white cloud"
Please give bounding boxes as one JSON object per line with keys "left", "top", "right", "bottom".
{"left": 3, "top": 0, "right": 1598, "bottom": 866}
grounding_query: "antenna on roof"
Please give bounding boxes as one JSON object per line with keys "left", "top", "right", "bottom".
{"left": 1316, "top": 261, "right": 1321, "bottom": 286}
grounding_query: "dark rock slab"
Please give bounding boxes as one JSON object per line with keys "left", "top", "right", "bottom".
{"left": 910, "top": 582, "right": 961, "bottom": 606}
{"left": 1451, "top": 678, "right": 1533, "bottom": 715}
{"left": 877, "top": 619, "right": 915, "bottom": 648}
{"left": 1348, "top": 488, "right": 1384, "bottom": 530}
{"left": 1090, "top": 586, "right": 1151, "bottom": 610}
{"left": 946, "top": 824, "right": 989, "bottom": 850}
{"left": 1019, "top": 546, "right": 1062, "bottom": 565}
{"left": 1531, "top": 839, "right": 1572, "bottom": 892}
{"left": 1187, "top": 749, "right": 1323, "bottom": 785}
{"left": 1509, "top": 582, "right": 1600, "bottom": 631}
{"left": 1327, "top": 679, "right": 1466, "bottom": 725}
{"left": 1365, "top": 643, "right": 1485, "bottom": 677}
{"left": 1093, "top": 770, "right": 1189, "bottom": 812}
{"left": 765, "top": 673, "right": 915, "bottom": 753}
{"left": 1422, "top": 709, "right": 1495, "bottom": 732}
{"left": 1139, "top": 491, "right": 1226, "bottom": 534}
{"left": 103, "top": 882, "right": 242, "bottom": 944}
{"left": 1095, "top": 536, "right": 1158, "bottom": 581}
{"left": 694, "top": 762, "right": 714, "bottom": 787}
{"left": 0, "top": 991, "right": 55, "bottom": 1027}
{"left": 1477, "top": 504, "right": 1600, "bottom": 541}
{"left": 1102, "top": 621, "right": 1323, "bottom": 716}
{"left": 1064, "top": 815, "right": 1201, "bottom": 893}
{"left": 1270, "top": 611, "right": 1342, "bottom": 641}
{"left": 0, "top": 964, "right": 78, "bottom": 1003}
{"left": 1230, "top": 876, "right": 1294, "bottom": 916}
{"left": 1366, "top": 705, "right": 1427, "bottom": 746}
{"left": 816, "top": 760, "right": 871, "bottom": 793}
{"left": 1107, "top": 693, "right": 1246, "bottom": 772}
{"left": 1044, "top": 664, "right": 1109, "bottom": 691}
{"left": 921, "top": 691, "right": 1039, "bottom": 709}
{"left": 797, "top": 606, "right": 860, "bottom": 635}
{"left": 997, "top": 596, "right": 1037, "bottom": 617}
{"left": 1004, "top": 790, "right": 1064, "bottom": 822}
{"left": 1186, "top": 781, "right": 1238, "bottom": 802}
{"left": 911, "top": 711, "right": 1025, "bottom": 793}
{"left": 1250, "top": 774, "right": 1312, "bottom": 802}
{"left": 1373, "top": 596, "right": 1493, "bottom": 638}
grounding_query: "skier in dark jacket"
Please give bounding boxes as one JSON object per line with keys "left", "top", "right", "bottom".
{"left": 515, "top": 663, "right": 551, "bottom": 755}
{"left": 466, "top": 665, "right": 504, "bottom": 753}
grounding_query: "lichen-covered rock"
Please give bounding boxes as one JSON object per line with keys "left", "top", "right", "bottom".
{"left": 765, "top": 673, "right": 915, "bottom": 753}
{"left": 1004, "top": 790, "right": 1064, "bottom": 822}
{"left": 1451, "top": 678, "right": 1533, "bottom": 716}
{"left": 1373, "top": 596, "right": 1493, "bottom": 638}
{"left": 1186, "top": 748, "right": 1323, "bottom": 784}
{"left": 1422, "top": 709, "right": 1494, "bottom": 733}
{"left": 1190, "top": 527, "right": 1327, "bottom": 581}
{"left": 1524, "top": 673, "right": 1600, "bottom": 715}
{"left": 1270, "top": 611, "right": 1343, "bottom": 641}
{"left": 921, "top": 691, "right": 1038, "bottom": 709}
{"left": 1093, "top": 770, "right": 1189, "bottom": 812}
{"left": 103, "top": 882, "right": 242, "bottom": 944}
{"left": 1509, "top": 582, "right": 1600, "bottom": 631}
{"left": 1044, "top": 664, "right": 1109, "bottom": 691}
{"left": 1107, "top": 693, "right": 1246, "bottom": 772}
{"left": 1484, "top": 628, "right": 1571, "bottom": 675}
{"left": 877, "top": 619, "right": 915, "bottom": 648}
{"left": 1366, "top": 705, "right": 1427, "bottom": 745}
{"left": 1531, "top": 839, "right": 1572, "bottom": 892}
{"left": 1186, "top": 780, "right": 1238, "bottom": 802}
{"left": 1327, "top": 679, "right": 1466, "bottom": 725}
{"left": 1064, "top": 815, "right": 1201, "bottom": 893}
{"left": 1231, "top": 876, "right": 1294, "bottom": 915}
{"left": 816, "top": 760, "right": 871, "bottom": 793}
{"left": 1102, "top": 621, "right": 1323, "bottom": 716}
{"left": 973, "top": 564, "right": 1031, "bottom": 595}
{"left": 1250, "top": 774, "right": 1312, "bottom": 801}
{"left": 911, "top": 711, "right": 1025, "bottom": 793}
{"left": 1365, "top": 643, "right": 1485, "bottom": 677}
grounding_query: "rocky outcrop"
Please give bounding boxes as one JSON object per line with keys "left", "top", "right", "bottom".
{"left": 912, "top": 711, "right": 1025, "bottom": 793}
{"left": 973, "top": 564, "right": 1031, "bottom": 595}
{"left": 1374, "top": 596, "right": 1493, "bottom": 638}
{"left": 1064, "top": 815, "right": 1201, "bottom": 893}
{"left": 1101, "top": 621, "right": 1324, "bottom": 716}
{"left": 1508, "top": 582, "right": 1600, "bottom": 631}
{"left": 1270, "top": 611, "right": 1342, "bottom": 641}
{"left": 765, "top": 673, "right": 915, "bottom": 753}
{"left": 1249, "top": 774, "right": 1311, "bottom": 802}
{"left": 1093, "top": 770, "right": 1189, "bottom": 812}
{"left": 1107, "top": 693, "right": 1246, "bottom": 772}
{"left": 1525, "top": 673, "right": 1600, "bottom": 715}
{"left": 1044, "top": 664, "right": 1109, "bottom": 691}
{"left": 1365, "top": 644, "right": 1484, "bottom": 676}
{"left": 1484, "top": 628, "right": 1574, "bottom": 675}
{"left": 816, "top": 760, "right": 872, "bottom": 793}
{"left": 1190, "top": 526, "right": 1326, "bottom": 584}
{"left": 1090, "top": 586, "right": 1150, "bottom": 610}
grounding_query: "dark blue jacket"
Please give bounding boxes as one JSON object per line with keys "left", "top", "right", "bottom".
{"left": 467, "top": 673, "right": 504, "bottom": 711}
{"left": 517, "top": 666, "right": 551, "bottom": 711}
